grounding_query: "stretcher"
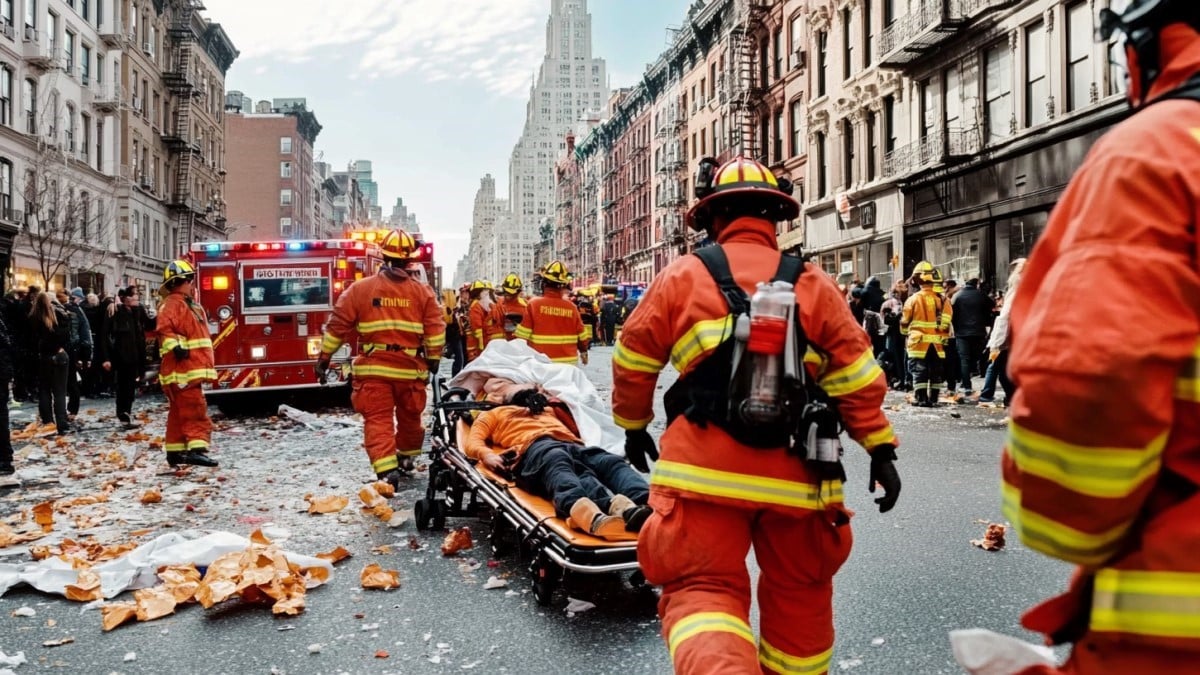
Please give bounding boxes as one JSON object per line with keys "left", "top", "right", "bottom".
{"left": 416, "top": 375, "right": 642, "bottom": 605}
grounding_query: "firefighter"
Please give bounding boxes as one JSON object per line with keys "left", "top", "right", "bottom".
{"left": 613, "top": 156, "right": 900, "bottom": 674}
{"left": 515, "top": 261, "right": 589, "bottom": 365}
{"left": 1002, "top": 1, "right": 1200, "bottom": 672}
{"left": 900, "top": 262, "right": 952, "bottom": 407}
{"left": 494, "top": 273, "right": 528, "bottom": 341}
{"left": 156, "top": 260, "right": 218, "bottom": 467}
{"left": 466, "top": 280, "right": 501, "bottom": 361}
{"left": 315, "top": 229, "right": 445, "bottom": 485}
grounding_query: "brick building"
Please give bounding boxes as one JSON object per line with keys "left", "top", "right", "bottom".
{"left": 223, "top": 99, "right": 322, "bottom": 241}
{"left": 553, "top": 132, "right": 583, "bottom": 276}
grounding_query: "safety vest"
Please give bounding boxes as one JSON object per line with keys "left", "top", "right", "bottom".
{"left": 515, "top": 293, "right": 588, "bottom": 364}
{"left": 900, "top": 288, "right": 951, "bottom": 358}
{"left": 156, "top": 292, "right": 216, "bottom": 387}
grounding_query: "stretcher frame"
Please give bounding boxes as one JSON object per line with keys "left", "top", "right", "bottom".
{"left": 418, "top": 375, "right": 643, "bottom": 605}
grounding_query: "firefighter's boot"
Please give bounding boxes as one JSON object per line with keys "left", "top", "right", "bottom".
{"left": 398, "top": 456, "right": 416, "bottom": 474}
{"left": 912, "top": 390, "right": 928, "bottom": 407}
{"left": 570, "top": 497, "right": 636, "bottom": 541}
{"left": 609, "top": 494, "right": 652, "bottom": 533}
{"left": 167, "top": 451, "right": 219, "bottom": 468}
{"left": 928, "top": 389, "right": 941, "bottom": 407}
{"left": 377, "top": 469, "right": 403, "bottom": 490}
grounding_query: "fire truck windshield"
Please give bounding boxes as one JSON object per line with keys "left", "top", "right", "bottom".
{"left": 242, "top": 268, "right": 332, "bottom": 311}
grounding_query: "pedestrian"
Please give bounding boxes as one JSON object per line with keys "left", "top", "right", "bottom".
{"left": 881, "top": 280, "right": 910, "bottom": 390}
{"left": 30, "top": 292, "right": 71, "bottom": 435}
{"left": 977, "top": 260, "right": 1025, "bottom": 406}
{"left": 600, "top": 295, "right": 620, "bottom": 346}
{"left": 939, "top": 279, "right": 961, "bottom": 401}
{"left": 901, "top": 262, "right": 953, "bottom": 407}
{"left": 315, "top": 229, "right": 445, "bottom": 485}
{"left": 81, "top": 292, "right": 104, "bottom": 397}
{"left": 515, "top": 261, "right": 589, "bottom": 366}
{"left": 11, "top": 287, "right": 39, "bottom": 403}
{"left": 494, "top": 274, "right": 529, "bottom": 341}
{"left": 96, "top": 293, "right": 118, "bottom": 396}
{"left": 55, "top": 288, "right": 92, "bottom": 417}
{"left": 0, "top": 311, "right": 16, "bottom": 475}
{"left": 100, "top": 286, "right": 149, "bottom": 430}
{"left": 613, "top": 156, "right": 900, "bottom": 674}
{"left": 156, "top": 260, "right": 218, "bottom": 467}
{"left": 950, "top": 278, "right": 994, "bottom": 397}
{"left": 1001, "top": 2, "right": 1200, "bottom": 671}
{"left": 441, "top": 289, "right": 465, "bottom": 377}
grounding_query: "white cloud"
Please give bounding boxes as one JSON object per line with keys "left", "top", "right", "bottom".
{"left": 203, "top": 0, "right": 546, "bottom": 97}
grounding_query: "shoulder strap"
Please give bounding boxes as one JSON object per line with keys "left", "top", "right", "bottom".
{"left": 772, "top": 255, "right": 805, "bottom": 285}
{"left": 1149, "top": 72, "right": 1200, "bottom": 106}
{"left": 693, "top": 245, "right": 749, "bottom": 315}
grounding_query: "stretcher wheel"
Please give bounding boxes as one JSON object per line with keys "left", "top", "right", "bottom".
{"left": 431, "top": 501, "right": 447, "bottom": 530}
{"left": 531, "top": 555, "right": 561, "bottom": 606}
{"left": 489, "top": 517, "right": 512, "bottom": 557}
{"left": 414, "top": 498, "right": 433, "bottom": 531}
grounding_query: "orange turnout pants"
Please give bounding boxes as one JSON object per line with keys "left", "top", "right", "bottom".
{"left": 352, "top": 377, "right": 427, "bottom": 475}
{"left": 163, "top": 385, "right": 213, "bottom": 454}
{"left": 638, "top": 494, "right": 853, "bottom": 674}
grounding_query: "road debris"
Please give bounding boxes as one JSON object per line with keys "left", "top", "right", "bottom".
{"left": 361, "top": 563, "right": 401, "bottom": 590}
{"left": 483, "top": 576, "right": 508, "bottom": 590}
{"left": 970, "top": 523, "right": 1007, "bottom": 551}
{"left": 42, "top": 637, "right": 75, "bottom": 648}
{"left": 305, "top": 494, "right": 349, "bottom": 515}
{"left": 140, "top": 488, "right": 163, "bottom": 504}
{"left": 565, "top": 597, "right": 596, "bottom": 617}
{"left": 441, "top": 527, "right": 473, "bottom": 556}
{"left": 123, "top": 652, "right": 137, "bottom": 662}
{"left": 10, "top": 606, "right": 35, "bottom": 617}
{"left": 307, "top": 644, "right": 323, "bottom": 654}
{"left": 0, "top": 651, "right": 26, "bottom": 668}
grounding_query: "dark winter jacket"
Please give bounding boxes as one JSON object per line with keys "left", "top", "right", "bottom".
{"left": 861, "top": 278, "right": 886, "bottom": 313}
{"left": 600, "top": 300, "right": 620, "bottom": 324}
{"left": 83, "top": 302, "right": 104, "bottom": 345}
{"left": 33, "top": 303, "right": 72, "bottom": 360}
{"left": 950, "top": 284, "right": 995, "bottom": 338}
{"left": 0, "top": 313, "right": 15, "bottom": 381}
{"left": 64, "top": 301, "right": 93, "bottom": 361}
{"left": 100, "top": 303, "right": 149, "bottom": 366}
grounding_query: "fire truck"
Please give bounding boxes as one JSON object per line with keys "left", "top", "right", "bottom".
{"left": 189, "top": 238, "right": 384, "bottom": 398}
{"left": 346, "top": 228, "right": 438, "bottom": 290}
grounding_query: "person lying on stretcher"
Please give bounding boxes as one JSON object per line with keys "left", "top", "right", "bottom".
{"left": 463, "top": 384, "right": 651, "bottom": 541}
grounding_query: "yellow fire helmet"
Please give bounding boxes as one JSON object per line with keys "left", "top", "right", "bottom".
{"left": 468, "top": 279, "right": 492, "bottom": 296}
{"left": 686, "top": 156, "right": 800, "bottom": 231}
{"left": 380, "top": 229, "right": 417, "bottom": 261}
{"left": 930, "top": 268, "right": 946, "bottom": 293}
{"left": 540, "top": 260, "right": 572, "bottom": 286}
{"left": 160, "top": 259, "right": 196, "bottom": 291}
{"left": 501, "top": 273, "right": 523, "bottom": 294}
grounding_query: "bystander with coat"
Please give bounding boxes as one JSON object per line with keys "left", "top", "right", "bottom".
{"left": 100, "top": 286, "right": 149, "bottom": 429}
{"left": 31, "top": 293, "right": 71, "bottom": 435}
{"left": 0, "top": 311, "right": 15, "bottom": 475}
{"left": 950, "top": 278, "right": 994, "bottom": 397}
{"left": 55, "top": 288, "right": 93, "bottom": 417}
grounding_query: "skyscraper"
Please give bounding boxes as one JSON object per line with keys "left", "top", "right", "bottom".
{"left": 502, "top": 0, "right": 607, "bottom": 279}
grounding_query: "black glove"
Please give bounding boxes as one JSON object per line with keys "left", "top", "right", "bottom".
{"left": 868, "top": 444, "right": 901, "bottom": 513}
{"left": 511, "top": 388, "right": 549, "bottom": 415}
{"left": 314, "top": 357, "right": 330, "bottom": 381}
{"left": 425, "top": 358, "right": 441, "bottom": 374}
{"left": 172, "top": 345, "right": 189, "bottom": 360}
{"left": 624, "top": 429, "right": 659, "bottom": 473}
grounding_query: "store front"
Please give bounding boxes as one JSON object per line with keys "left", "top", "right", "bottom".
{"left": 806, "top": 186, "right": 903, "bottom": 288}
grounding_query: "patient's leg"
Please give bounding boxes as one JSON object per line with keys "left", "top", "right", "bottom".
{"left": 576, "top": 445, "right": 649, "bottom": 505}
{"left": 515, "top": 438, "right": 591, "bottom": 519}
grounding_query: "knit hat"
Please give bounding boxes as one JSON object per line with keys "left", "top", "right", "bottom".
{"left": 70, "top": 287, "right": 85, "bottom": 300}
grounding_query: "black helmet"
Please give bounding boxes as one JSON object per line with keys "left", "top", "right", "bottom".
{"left": 1100, "top": 0, "right": 1200, "bottom": 105}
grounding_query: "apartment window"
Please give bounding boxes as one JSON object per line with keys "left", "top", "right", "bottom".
{"left": 80, "top": 192, "right": 88, "bottom": 238}
{"left": 985, "top": 43, "right": 1013, "bottom": 142}
{"left": 81, "top": 0, "right": 88, "bottom": 23}
{"left": 1, "top": 0, "right": 11, "bottom": 26}
{"left": 80, "top": 112, "right": 89, "bottom": 159}
{"left": 866, "top": 110, "right": 878, "bottom": 181}
{"left": 712, "top": 120, "right": 719, "bottom": 152}
{"left": 884, "top": 0, "right": 896, "bottom": 26}
{"left": 790, "top": 99, "right": 803, "bottom": 157}
{"left": 81, "top": 45, "right": 90, "bottom": 83}
{"left": 1107, "top": 39, "right": 1128, "bottom": 96}
{"left": 0, "top": 159, "right": 9, "bottom": 218}
{"left": 920, "top": 78, "right": 935, "bottom": 140}
{"left": 280, "top": 189, "right": 292, "bottom": 205}
{"left": 863, "top": 0, "right": 873, "bottom": 67}
{"left": 65, "top": 103, "right": 75, "bottom": 151}
{"left": 47, "top": 12, "right": 56, "bottom": 51}
{"left": 280, "top": 161, "right": 292, "bottom": 178}
{"left": 95, "top": 118, "right": 102, "bottom": 170}
{"left": 0, "top": 67, "right": 9, "bottom": 127}
{"left": 709, "top": 62, "right": 717, "bottom": 99}
{"left": 280, "top": 217, "right": 292, "bottom": 236}
{"left": 691, "top": 133, "right": 697, "bottom": 159}
{"left": 816, "top": 132, "right": 827, "bottom": 197}
{"left": 883, "top": 95, "right": 896, "bottom": 154}
{"left": 789, "top": 14, "right": 802, "bottom": 55}
{"left": 842, "top": 120, "right": 855, "bottom": 186}
{"left": 1025, "top": 21, "right": 1048, "bottom": 127}
{"left": 1066, "top": 3, "right": 1092, "bottom": 112}
{"left": 23, "top": 0, "right": 33, "bottom": 30}
{"left": 773, "top": 29, "right": 782, "bottom": 80}
{"left": 842, "top": 9, "right": 853, "bottom": 79}
{"left": 699, "top": 129, "right": 706, "bottom": 156}
{"left": 64, "top": 30, "right": 74, "bottom": 74}
{"left": 773, "top": 111, "right": 783, "bottom": 163}
{"left": 280, "top": 136, "right": 292, "bottom": 153}
{"left": 817, "top": 31, "right": 828, "bottom": 96}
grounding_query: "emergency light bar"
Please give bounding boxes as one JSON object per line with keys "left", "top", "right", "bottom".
{"left": 191, "top": 240, "right": 370, "bottom": 256}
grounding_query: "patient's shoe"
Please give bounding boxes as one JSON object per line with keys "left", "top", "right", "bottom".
{"left": 569, "top": 497, "right": 637, "bottom": 541}
{"left": 608, "top": 495, "right": 652, "bottom": 533}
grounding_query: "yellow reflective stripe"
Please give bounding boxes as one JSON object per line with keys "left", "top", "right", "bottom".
{"left": 164, "top": 443, "right": 187, "bottom": 452}
{"left": 651, "top": 460, "right": 843, "bottom": 510}
{"left": 181, "top": 338, "right": 212, "bottom": 349}
{"left": 186, "top": 439, "right": 209, "bottom": 450}
{"left": 859, "top": 426, "right": 897, "bottom": 450}
{"left": 549, "top": 355, "right": 580, "bottom": 364}
{"left": 613, "top": 411, "right": 651, "bottom": 431}
{"left": 613, "top": 342, "right": 666, "bottom": 375}
{"left": 526, "top": 333, "right": 580, "bottom": 345}
{"left": 357, "top": 319, "right": 424, "bottom": 334}
{"left": 758, "top": 639, "right": 833, "bottom": 674}
{"left": 577, "top": 330, "right": 590, "bottom": 341}
{"left": 819, "top": 349, "right": 882, "bottom": 397}
{"left": 425, "top": 333, "right": 446, "bottom": 348}
{"left": 353, "top": 364, "right": 427, "bottom": 380}
{"left": 670, "top": 317, "right": 733, "bottom": 373}
{"left": 362, "top": 343, "right": 419, "bottom": 356}
{"left": 1007, "top": 422, "right": 1165, "bottom": 499}
{"left": 397, "top": 448, "right": 422, "bottom": 458}
{"left": 667, "top": 612, "right": 754, "bottom": 660}
{"left": 159, "top": 337, "right": 181, "bottom": 354}
{"left": 514, "top": 325, "right": 532, "bottom": 340}
{"left": 372, "top": 455, "right": 399, "bottom": 473}
{"left": 320, "top": 334, "right": 344, "bottom": 354}
{"left": 1001, "top": 481, "right": 1129, "bottom": 566}
{"left": 159, "top": 368, "right": 218, "bottom": 385}
{"left": 1092, "top": 569, "right": 1200, "bottom": 639}
{"left": 1177, "top": 344, "right": 1200, "bottom": 402}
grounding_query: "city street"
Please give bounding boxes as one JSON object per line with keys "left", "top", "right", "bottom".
{"left": 0, "top": 347, "right": 1069, "bottom": 674}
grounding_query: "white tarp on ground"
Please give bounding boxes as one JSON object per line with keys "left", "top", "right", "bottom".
{"left": 949, "top": 629, "right": 1058, "bottom": 674}
{"left": 447, "top": 340, "right": 625, "bottom": 457}
{"left": 0, "top": 531, "right": 333, "bottom": 599}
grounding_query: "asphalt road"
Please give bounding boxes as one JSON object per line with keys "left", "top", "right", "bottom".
{"left": 0, "top": 347, "right": 1070, "bottom": 674}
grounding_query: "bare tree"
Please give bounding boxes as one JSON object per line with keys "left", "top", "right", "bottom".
{"left": 20, "top": 86, "right": 117, "bottom": 290}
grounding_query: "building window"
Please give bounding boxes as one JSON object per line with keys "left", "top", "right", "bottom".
{"left": 0, "top": 67, "right": 9, "bottom": 127}
{"left": 773, "top": 29, "right": 782, "bottom": 80}
{"left": 884, "top": 0, "right": 896, "bottom": 26}
{"left": 64, "top": 30, "right": 75, "bottom": 74}
{"left": 817, "top": 31, "right": 828, "bottom": 96}
{"left": 95, "top": 118, "right": 102, "bottom": 171}
{"left": 65, "top": 103, "right": 75, "bottom": 151}
{"left": 81, "top": 0, "right": 88, "bottom": 23}
{"left": 1, "top": 0, "right": 10, "bottom": 27}
{"left": 789, "top": 14, "right": 803, "bottom": 57}
{"left": 0, "top": 159, "right": 10, "bottom": 217}
{"left": 280, "top": 136, "right": 292, "bottom": 154}
{"left": 23, "top": 0, "right": 32, "bottom": 30}
{"left": 790, "top": 99, "right": 803, "bottom": 157}
{"left": 1067, "top": 3, "right": 1092, "bottom": 112}
{"left": 1107, "top": 39, "right": 1128, "bottom": 96}
{"left": 81, "top": 44, "right": 90, "bottom": 83}
{"left": 920, "top": 78, "right": 935, "bottom": 141}
{"left": 985, "top": 43, "right": 1013, "bottom": 143}
{"left": 866, "top": 110, "right": 877, "bottom": 181}
{"left": 842, "top": 120, "right": 855, "bottom": 186}
{"left": 816, "top": 132, "right": 827, "bottom": 198}
{"left": 863, "top": 0, "right": 873, "bottom": 67}
{"left": 280, "top": 189, "right": 292, "bottom": 205}
{"left": 945, "top": 65, "right": 962, "bottom": 132}
{"left": 883, "top": 95, "right": 896, "bottom": 154}
{"left": 80, "top": 112, "right": 89, "bottom": 160}
{"left": 22, "top": 78, "right": 35, "bottom": 134}
{"left": 280, "top": 217, "right": 292, "bottom": 237}
{"left": 1025, "top": 21, "right": 1048, "bottom": 127}
{"left": 773, "top": 110, "right": 783, "bottom": 163}
{"left": 842, "top": 9, "right": 853, "bottom": 80}
{"left": 280, "top": 161, "right": 292, "bottom": 178}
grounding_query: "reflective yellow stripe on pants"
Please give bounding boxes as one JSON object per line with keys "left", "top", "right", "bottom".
{"left": 668, "top": 612, "right": 754, "bottom": 660}
{"left": 758, "top": 639, "right": 833, "bottom": 674}
{"left": 1092, "top": 568, "right": 1200, "bottom": 639}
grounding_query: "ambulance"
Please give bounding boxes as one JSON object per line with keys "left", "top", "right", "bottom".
{"left": 189, "top": 238, "right": 383, "bottom": 398}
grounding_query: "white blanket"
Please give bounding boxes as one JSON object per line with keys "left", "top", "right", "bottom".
{"left": 447, "top": 340, "right": 625, "bottom": 457}
{"left": 0, "top": 531, "right": 333, "bottom": 599}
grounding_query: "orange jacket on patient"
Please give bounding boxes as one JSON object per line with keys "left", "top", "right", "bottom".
{"left": 463, "top": 407, "right": 581, "bottom": 461}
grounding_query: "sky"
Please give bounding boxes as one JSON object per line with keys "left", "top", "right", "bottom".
{"left": 202, "top": 0, "right": 695, "bottom": 275}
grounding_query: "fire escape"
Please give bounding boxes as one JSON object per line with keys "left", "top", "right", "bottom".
{"left": 725, "top": 0, "right": 769, "bottom": 162}
{"left": 163, "top": 0, "right": 205, "bottom": 253}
